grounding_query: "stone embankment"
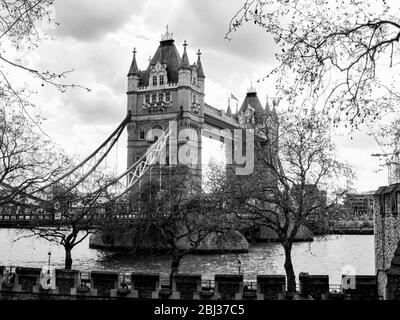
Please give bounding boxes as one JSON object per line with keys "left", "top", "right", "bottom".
{"left": 328, "top": 220, "right": 374, "bottom": 235}
{"left": 0, "top": 266, "right": 380, "bottom": 300}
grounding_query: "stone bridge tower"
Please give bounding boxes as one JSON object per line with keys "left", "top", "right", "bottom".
{"left": 126, "top": 27, "right": 205, "bottom": 186}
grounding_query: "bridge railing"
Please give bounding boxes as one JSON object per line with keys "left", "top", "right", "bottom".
{"left": 0, "top": 214, "right": 53, "bottom": 221}
{"left": 0, "top": 212, "right": 144, "bottom": 226}
{"left": 204, "top": 104, "right": 239, "bottom": 127}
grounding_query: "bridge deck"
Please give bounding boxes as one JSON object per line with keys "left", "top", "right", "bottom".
{"left": 0, "top": 213, "right": 142, "bottom": 228}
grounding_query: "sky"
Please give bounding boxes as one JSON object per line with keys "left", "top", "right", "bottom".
{"left": 14, "top": 0, "right": 389, "bottom": 192}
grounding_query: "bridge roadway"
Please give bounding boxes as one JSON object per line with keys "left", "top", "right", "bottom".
{"left": 0, "top": 212, "right": 142, "bottom": 229}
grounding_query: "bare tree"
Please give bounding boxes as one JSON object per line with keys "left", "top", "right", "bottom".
{"left": 226, "top": 0, "right": 400, "bottom": 126}
{"left": 0, "top": 103, "right": 66, "bottom": 206}
{"left": 0, "top": 0, "right": 89, "bottom": 128}
{"left": 0, "top": 0, "right": 94, "bottom": 225}
{"left": 134, "top": 165, "right": 234, "bottom": 286}
{"left": 208, "top": 110, "right": 354, "bottom": 293}
{"left": 16, "top": 167, "right": 115, "bottom": 270}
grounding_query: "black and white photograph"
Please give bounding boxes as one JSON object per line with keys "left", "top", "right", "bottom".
{"left": 0, "top": 0, "right": 400, "bottom": 313}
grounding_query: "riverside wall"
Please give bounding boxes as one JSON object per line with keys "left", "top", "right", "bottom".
{"left": 0, "top": 266, "right": 379, "bottom": 300}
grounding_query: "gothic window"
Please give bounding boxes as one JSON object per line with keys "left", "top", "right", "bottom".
{"left": 145, "top": 94, "right": 150, "bottom": 104}
{"left": 152, "top": 93, "right": 157, "bottom": 103}
{"left": 385, "top": 194, "right": 390, "bottom": 214}
{"left": 139, "top": 129, "right": 146, "bottom": 140}
{"left": 166, "top": 92, "right": 171, "bottom": 102}
{"left": 151, "top": 125, "right": 163, "bottom": 142}
{"left": 159, "top": 75, "right": 164, "bottom": 86}
{"left": 158, "top": 92, "right": 164, "bottom": 102}
{"left": 152, "top": 76, "right": 157, "bottom": 86}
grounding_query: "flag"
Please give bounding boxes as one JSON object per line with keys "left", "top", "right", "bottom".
{"left": 231, "top": 94, "right": 239, "bottom": 101}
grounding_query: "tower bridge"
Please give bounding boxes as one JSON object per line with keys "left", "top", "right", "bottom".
{"left": 0, "top": 27, "right": 276, "bottom": 228}
{"left": 126, "top": 27, "right": 276, "bottom": 185}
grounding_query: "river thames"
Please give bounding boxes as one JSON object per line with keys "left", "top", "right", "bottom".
{"left": 0, "top": 229, "right": 375, "bottom": 285}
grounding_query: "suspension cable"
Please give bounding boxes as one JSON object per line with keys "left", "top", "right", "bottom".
{"left": 31, "top": 112, "right": 131, "bottom": 195}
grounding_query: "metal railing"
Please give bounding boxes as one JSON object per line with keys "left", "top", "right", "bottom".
{"left": 204, "top": 104, "right": 239, "bottom": 127}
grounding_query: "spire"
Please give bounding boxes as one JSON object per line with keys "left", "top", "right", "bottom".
{"left": 239, "top": 85, "right": 264, "bottom": 116}
{"left": 227, "top": 105, "right": 232, "bottom": 116}
{"left": 247, "top": 82, "right": 257, "bottom": 94}
{"left": 227, "top": 97, "right": 232, "bottom": 116}
{"left": 197, "top": 49, "right": 205, "bottom": 78}
{"left": 179, "top": 40, "right": 191, "bottom": 70}
{"left": 128, "top": 47, "right": 140, "bottom": 77}
{"left": 161, "top": 24, "right": 174, "bottom": 42}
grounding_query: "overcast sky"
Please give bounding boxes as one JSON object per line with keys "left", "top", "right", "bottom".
{"left": 18, "top": 0, "right": 388, "bottom": 192}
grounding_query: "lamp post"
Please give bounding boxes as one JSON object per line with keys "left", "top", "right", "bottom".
{"left": 45, "top": 251, "right": 52, "bottom": 287}
{"left": 47, "top": 251, "right": 51, "bottom": 274}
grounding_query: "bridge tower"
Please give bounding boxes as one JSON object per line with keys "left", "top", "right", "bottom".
{"left": 126, "top": 27, "right": 205, "bottom": 187}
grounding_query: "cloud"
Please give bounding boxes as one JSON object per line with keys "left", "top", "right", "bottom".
{"left": 52, "top": 0, "right": 144, "bottom": 41}
{"left": 170, "top": 0, "right": 277, "bottom": 65}
{"left": 13, "top": 0, "right": 386, "bottom": 192}
{"left": 60, "top": 88, "right": 125, "bottom": 125}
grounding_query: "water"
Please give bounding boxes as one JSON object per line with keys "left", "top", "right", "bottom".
{"left": 0, "top": 229, "right": 375, "bottom": 285}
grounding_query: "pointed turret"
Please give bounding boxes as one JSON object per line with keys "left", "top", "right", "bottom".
{"left": 128, "top": 48, "right": 140, "bottom": 77}
{"left": 239, "top": 86, "right": 264, "bottom": 115}
{"left": 127, "top": 47, "right": 141, "bottom": 92}
{"left": 227, "top": 98, "right": 232, "bottom": 116}
{"left": 237, "top": 85, "right": 266, "bottom": 125}
{"left": 137, "top": 26, "right": 182, "bottom": 86}
{"left": 197, "top": 49, "right": 205, "bottom": 78}
{"left": 227, "top": 105, "right": 232, "bottom": 116}
{"left": 179, "top": 40, "right": 191, "bottom": 70}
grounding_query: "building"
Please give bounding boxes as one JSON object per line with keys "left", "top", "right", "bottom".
{"left": 126, "top": 27, "right": 206, "bottom": 187}
{"left": 344, "top": 191, "right": 376, "bottom": 220}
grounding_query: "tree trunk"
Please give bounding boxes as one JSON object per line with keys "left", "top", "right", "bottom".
{"left": 169, "top": 254, "right": 182, "bottom": 288}
{"left": 65, "top": 247, "right": 73, "bottom": 270}
{"left": 283, "top": 244, "right": 296, "bottom": 294}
